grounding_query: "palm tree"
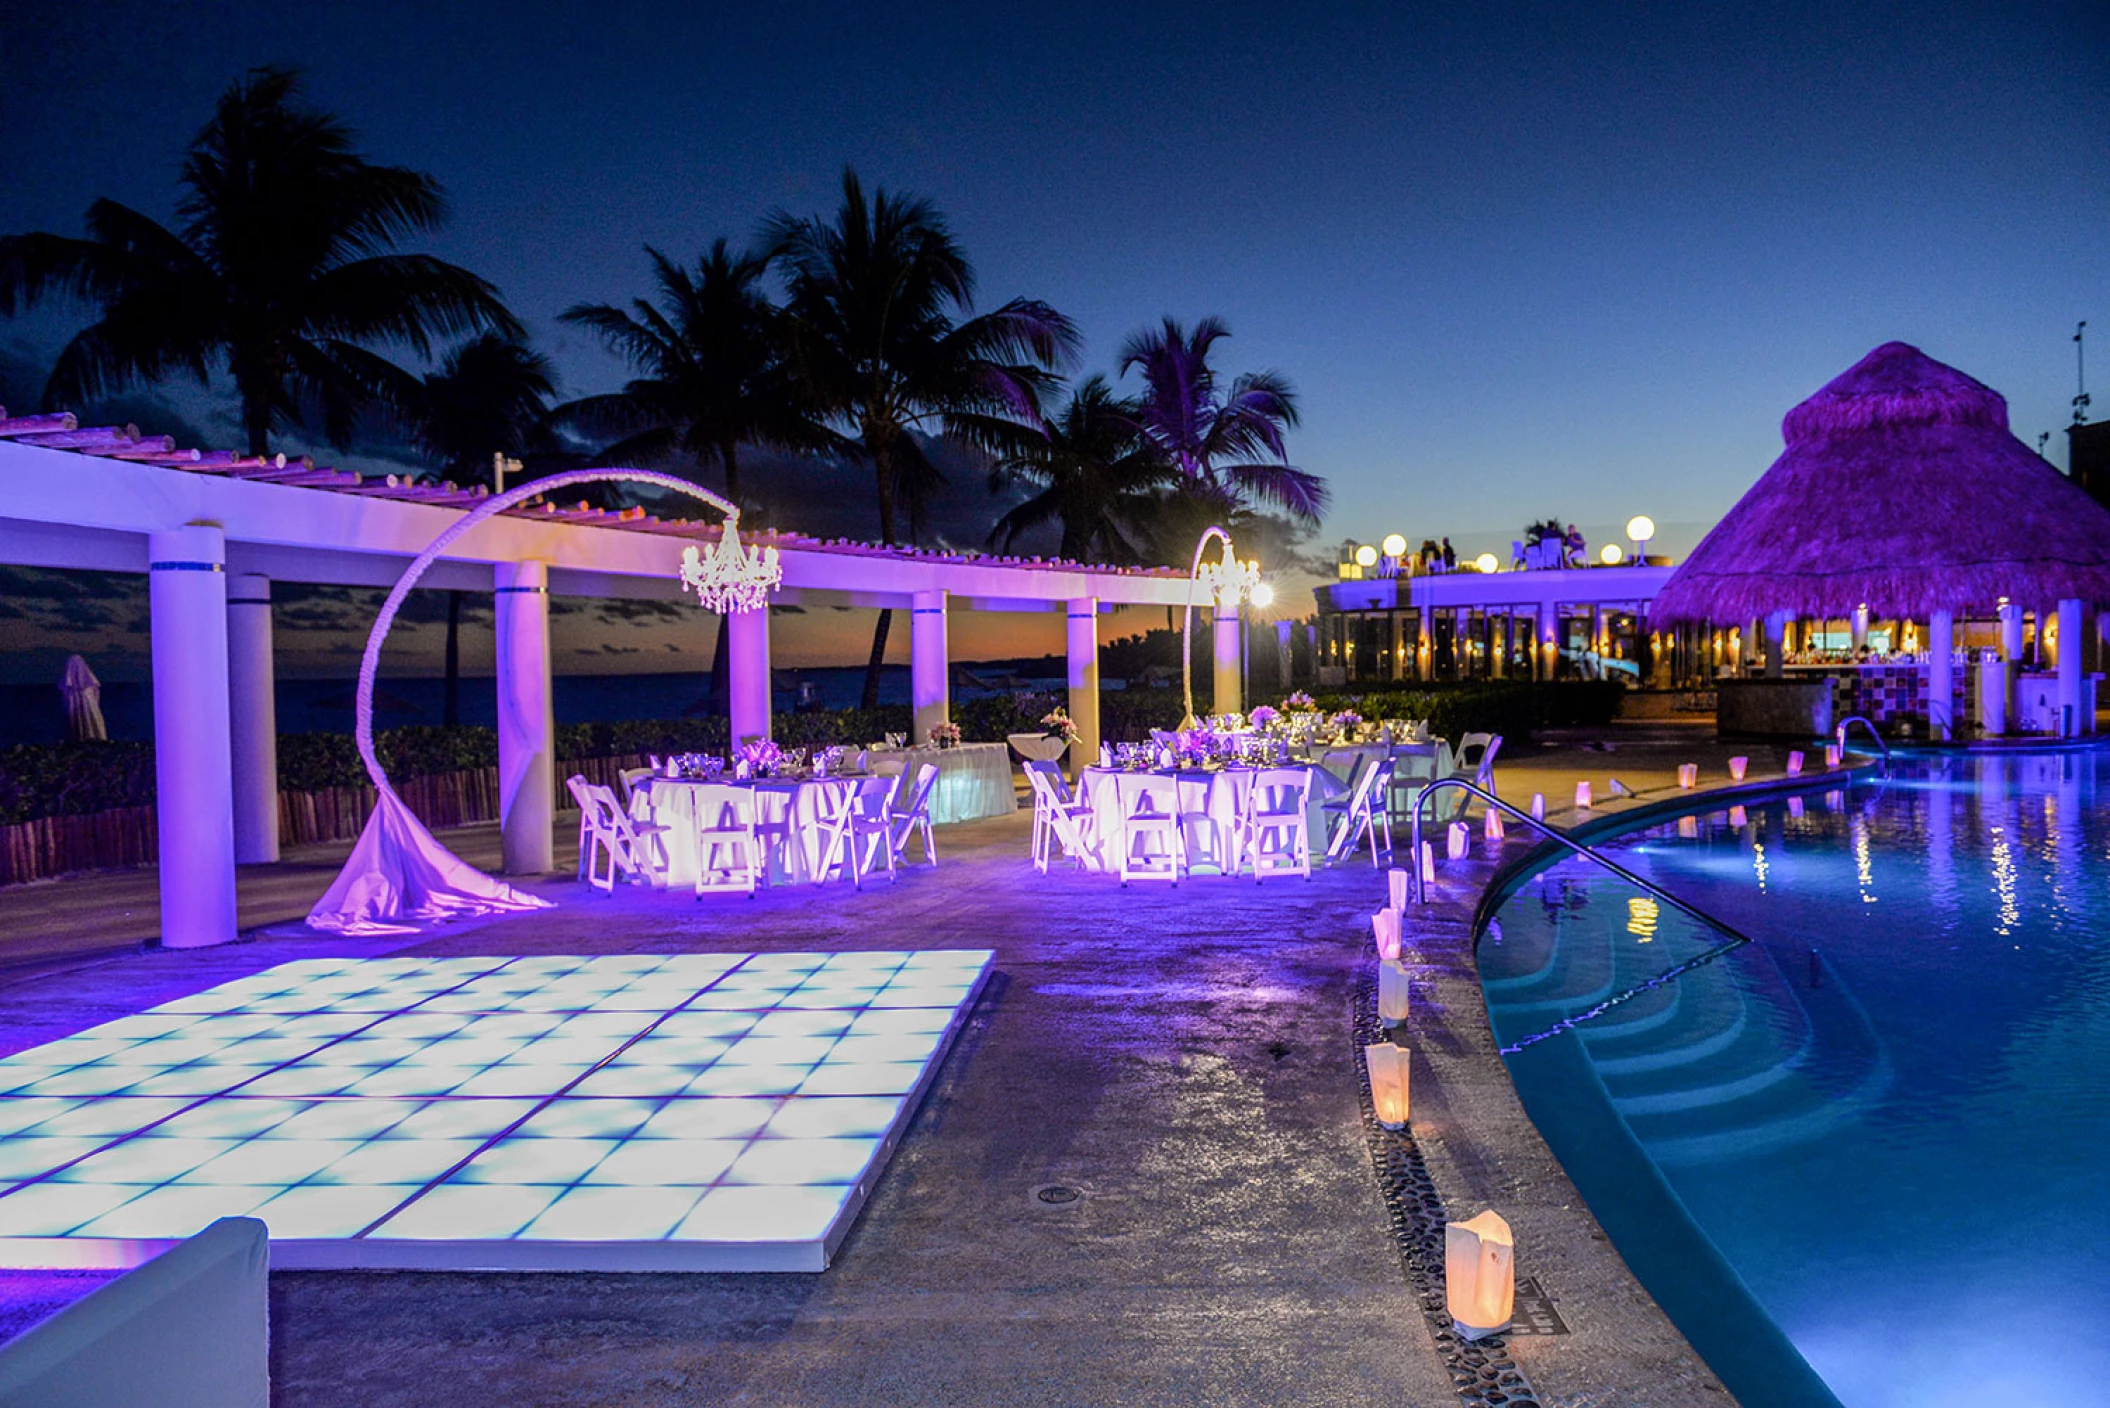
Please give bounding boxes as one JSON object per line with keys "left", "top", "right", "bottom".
{"left": 0, "top": 66, "right": 517, "bottom": 454}
{"left": 555, "top": 240, "right": 824, "bottom": 711}
{"left": 554, "top": 240, "right": 820, "bottom": 511}
{"left": 1119, "top": 316, "right": 1326, "bottom": 526}
{"left": 398, "top": 334, "right": 557, "bottom": 725}
{"left": 988, "top": 375, "right": 1172, "bottom": 563}
{"left": 766, "top": 169, "right": 1079, "bottom": 706}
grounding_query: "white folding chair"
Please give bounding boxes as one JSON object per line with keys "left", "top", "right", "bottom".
{"left": 845, "top": 773, "right": 903, "bottom": 888}
{"left": 1324, "top": 755, "right": 1396, "bottom": 867}
{"left": 1114, "top": 771, "right": 1184, "bottom": 884}
{"left": 1243, "top": 767, "right": 1314, "bottom": 882}
{"left": 1457, "top": 733, "right": 1495, "bottom": 771}
{"left": 1026, "top": 761, "right": 1096, "bottom": 873}
{"left": 569, "top": 777, "right": 672, "bottom": 894}
{"left": 890, "top": 763, "right": 940, "bottom": 868}
{"left": 617, "top": 766, "right": 656, "bottom": 808}
{"left": 692, "top": 783, "right": 762, "bottom": 897}
{"left": 806, "top": 777, "right": 857, "bottom": 883}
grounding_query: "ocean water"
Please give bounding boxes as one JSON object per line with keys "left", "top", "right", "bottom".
{"left": 1483, "top": 752, "right": 2110, "bottom": 1406}
{"left": 0, "top": 666, "right": 1092, "bottom": 745}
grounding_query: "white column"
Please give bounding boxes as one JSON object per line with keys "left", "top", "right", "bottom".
{"left": 1765, "top": 611, "right": 1786, "bottom": 678}
{"left": 226, "top": 573, "right": 278, "bottom": 864}
{"left": 728, "top": 605, "right": 771, "bottom": 744}
{"left": 911, "top": 589, "right": 949, "bottom": 743}
{"left": 1999, "top": 602, "right": 2024, "bottom": 662}
{"left": 1213, "top": 601, "right": 1242, "bottom": 714}
{"left": 496, "top": 560, "right": 554, "bottom": 876}
{"left": 2057, "top": 598, "right": 2085, "bottom": 737}
{"left": 1065, "top": 597, "right": 1100, "bottom": 774}
{"left": 1851, "top": 605, "right": 1869, "bottom": 651}
{"left": 149, "top": 525, "right": 237, "bottom": 948}
{"left": 1928, "top": 609, "right": 1954, "bottom": 741}
{"left": 1275, "top": 619, "right": 1294, "bottom": 691}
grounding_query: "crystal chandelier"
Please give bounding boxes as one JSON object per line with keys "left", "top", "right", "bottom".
{"left": 678, "top": 519, "right": 782, "bottom": 614}
{"left": 1195, "top": 539, "right": 1261, "bottom": 607}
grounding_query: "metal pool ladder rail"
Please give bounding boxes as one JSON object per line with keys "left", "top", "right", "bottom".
{"left": 1404, "top": 778, "right": 1758, "bottom": 953}
{"left": 1834, "top": 715, "right": 1891, "bottom": 766}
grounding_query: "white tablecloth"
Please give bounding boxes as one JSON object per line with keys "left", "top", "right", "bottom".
{"left": 1007, "top": 733, "right": 1073, "bottom": 764}
{"left": 1077, "top": 765, "right": 1342, "bottom": 875}
{"left": 636, "top": 776, "right": 853, "bottom": 886}
{"left": 869, "top": 742, "right": 1017, "bottom": 825}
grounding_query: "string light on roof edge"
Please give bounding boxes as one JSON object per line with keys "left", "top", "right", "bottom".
{"left": 679, "top": 517, "right": 783, "bottom": 614}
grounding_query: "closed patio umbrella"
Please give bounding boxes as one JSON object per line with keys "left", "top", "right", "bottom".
{"left": 60, "top": 654, "right": 106, "bottom": 741}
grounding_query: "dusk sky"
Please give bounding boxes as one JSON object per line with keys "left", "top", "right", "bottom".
{"left": 4, "top": 0, "right": 2106, "bottom": 678}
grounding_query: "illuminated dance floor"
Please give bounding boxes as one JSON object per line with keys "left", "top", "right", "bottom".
{"left": 0, "top": 950, "right": 991, "bottom": 1271}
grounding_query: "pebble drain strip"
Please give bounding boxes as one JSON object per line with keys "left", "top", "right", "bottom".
{"left": 1352, "top": 958, "right": 1544, "bottom": 1408}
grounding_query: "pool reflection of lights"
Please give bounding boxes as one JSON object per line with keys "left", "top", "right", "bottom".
{"left": 0, "top": 951, "right": 990, "bottom": 1272}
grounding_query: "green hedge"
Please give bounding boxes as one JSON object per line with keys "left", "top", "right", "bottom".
{"left": 0, "top": 682, "right": 1622, "bottom": 824}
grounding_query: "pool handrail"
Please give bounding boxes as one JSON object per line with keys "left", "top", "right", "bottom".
{"left": 1834, "top": 715, "right": 1890, "bottom": 766}
{"left": 1405, "top": 777, "right": 1761, "bottom": 953}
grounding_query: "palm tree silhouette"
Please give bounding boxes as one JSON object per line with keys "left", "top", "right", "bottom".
{"left": 989, "top": 375, "right": 1171, "bottom": 563}
{"left": 554, "top": 240, "right": 822, "bottom": 512}
{"left": 397, "top": 333, "right": 558, "bottom": 726}
{"left": 555, "top": 240, "right": 826, "bottom": 711}
{"left": 0, "top": 66, "right": 517, "bottom": 454}
{"left": 1119, "top": 316, "right": 1325, "bottom": 526}
{"left": 767, "top": 169, "right": 1078, "bottom": 707}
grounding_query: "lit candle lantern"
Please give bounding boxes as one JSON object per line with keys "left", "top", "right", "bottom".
{"left": 1387, "top": 867, "right": 1410, "bottom": 911}
{"left": 1574, "top": 781, "right": 1592, "bottom": 809}
{"left": 1824, "top": 744, "right": 1842, "bottom": 768}
{"left": 1786, "top": 750, "right": 1804, "bottom": 776}
{"left": 1484, "top": 808, "right": 1505, "bottom": 842}
{"left": 1677, "top": 763, "right": 1698, "bottom": 789}
{"left": 1365, "top": 1041, "right": 1409, "bottom": 1127}
{"left": 1530, "top": 793, "right": 1545, "bottom": 821}
{"left": 1446, "top": 1209, "right": 1515, "bottom": 1340}
{"left": 1419, "top": 842, "right": 1436, "bottom": 885}
{"left": 1447, "top": 821, "right": 1470, "bottom": 860}
{"left": 1377, "top": 959, "right": 1411, "bottom": 1026}
{"left": 1371, "top": 907, "right": 1402, "bottom": 961}
{"left": 1729, "top": 756, "right": 1748, "bottom": 781}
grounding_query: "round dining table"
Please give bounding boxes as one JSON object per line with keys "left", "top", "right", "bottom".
{"left": 1076, "top": 764, "right": 1344, "bottom": 876}
{"left": 634, "top": 774, "right": 855, "bottom": 886}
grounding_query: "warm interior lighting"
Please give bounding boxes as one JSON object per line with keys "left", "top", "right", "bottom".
{"left": 1365, "top": 1042, "right": 1410, "bottom": 1128}
{"left": 1381, "top": 533, "right": 1408, "bottom": 557}
{"left": 1446, "top": 1209, "right": 1515, "bottom": 1339}
{"left": 1474, "top": 552, "right": 1498, "bottom": 573}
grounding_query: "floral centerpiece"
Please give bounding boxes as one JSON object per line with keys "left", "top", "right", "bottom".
{"left": 1283, "top": 690, "right": 1318, "bottom": 712}
{"left": 1248, "top": 703, "right": 1280, "bottom": 729}
{"left": 1174, "top": 726, "right": 1221, "bottom": 768}
{"left": 1040, "top": 706, "right": 1077, "bottom": 741}
{"left": 738, "top": 738, "right": 784, "bottom": 777}
{"left": 931, "top": 720, "right": 962, "bottom": 749}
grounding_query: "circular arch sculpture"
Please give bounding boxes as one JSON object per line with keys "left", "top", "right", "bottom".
{"left": 308, "top": 468, "right": 755, "bottom": 934}
{"left": 1180, "top": 525, "right": 1256, "bottom": 729}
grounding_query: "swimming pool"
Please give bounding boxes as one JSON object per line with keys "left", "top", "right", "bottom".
{"left": 1482, "top": 751, "right": 2110, "bottom": 1408}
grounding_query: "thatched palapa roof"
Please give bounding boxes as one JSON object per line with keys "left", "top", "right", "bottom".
{"left": 1649, "top": 341, "right": 2110, "bottom": 624}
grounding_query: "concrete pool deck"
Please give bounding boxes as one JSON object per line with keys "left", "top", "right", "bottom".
{"left": 0, "top": 726, "right": 1822, "bottom": 1405}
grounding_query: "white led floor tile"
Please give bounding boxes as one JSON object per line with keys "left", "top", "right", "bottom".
{"left": 0, "top": 950, "right": 989, "bottom": 1271}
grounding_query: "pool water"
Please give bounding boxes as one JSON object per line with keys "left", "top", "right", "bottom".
{"left": 1483, "top": 752, "right": 2110, "bottom": 1408}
